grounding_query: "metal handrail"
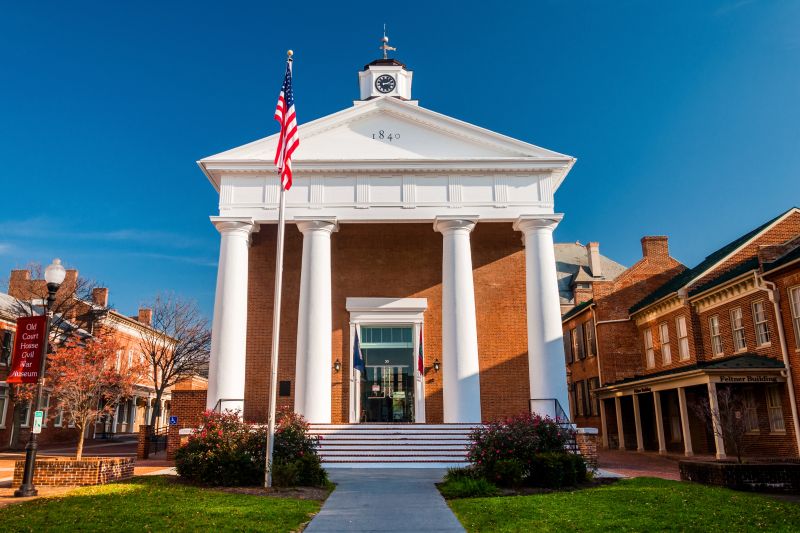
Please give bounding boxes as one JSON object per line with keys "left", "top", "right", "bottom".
{"left": 213, "top": 398, "right": 244, "bottom": 413}
{"left": 529, "top": 398, "right": 572, "bottom": 427}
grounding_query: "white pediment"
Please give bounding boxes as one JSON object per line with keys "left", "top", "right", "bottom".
{"left": 201, "top": 96, "right": 572, "bottom": 166}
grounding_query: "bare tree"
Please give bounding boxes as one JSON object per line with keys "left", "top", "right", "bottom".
{"left": 138, "top": 293, "right": 211, "bottom": 426}
{"left": 691, "top": 386, "right": 752, "bottom": 463}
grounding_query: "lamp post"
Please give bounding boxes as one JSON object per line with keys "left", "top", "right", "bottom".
{"left": 14, "top": 258, "right": 66, "bottom": 497}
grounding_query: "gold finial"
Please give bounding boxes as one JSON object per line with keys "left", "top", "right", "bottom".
{"left": 287, "top": 49, "right": 294, "bottom": 61}
{"left": 379, "top": 25, "right": 396, "bottom": 59}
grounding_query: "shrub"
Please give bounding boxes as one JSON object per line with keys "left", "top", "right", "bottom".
{"left": 439, "top": 477, "right": 500, "bottom": 499}
{"left": 467, "top": 413, "right": 573, "bottom": 482}
{"left": 175, "top": 408, "right": 327, "bottom": 487}
{"left": 444, "top": 466, "right": 480, "bottom": 482}
{"left": 528, "top": 452, "right": 587, "bottom": 488}
{"left": 491, "top": 459, "right": 525, "bottom": 488}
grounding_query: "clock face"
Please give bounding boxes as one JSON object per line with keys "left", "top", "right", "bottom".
{"left": 375, "top": 75, "right": 396, "bottom": 93}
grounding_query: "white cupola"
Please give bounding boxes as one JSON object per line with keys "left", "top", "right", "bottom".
{"left": 357, "top": 33, "right": 413, "bottom": 101}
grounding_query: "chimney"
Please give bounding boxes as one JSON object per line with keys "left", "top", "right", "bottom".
{"left": 92, "top": 287, "right": 109, "bottom": 308}
{"left": 586, "top": 242, "right": 602, "bottom": 278}
{"left": 8, "top": 270, "right": 31, "bottom": 299}
{"left": 137, "top": 308, "right": 153, "bottom": 326}
{"left": 641, "top": 236, "right": 670, "bottom": 258}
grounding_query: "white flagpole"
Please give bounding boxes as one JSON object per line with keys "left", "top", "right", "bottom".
{"left": 265, "top": 183, "right": 286, "bottom": 488}
{"left": 265, "top": 52, "right": 292, "bottom": 489}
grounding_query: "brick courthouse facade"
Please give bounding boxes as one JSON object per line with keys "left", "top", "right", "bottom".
{"left": 564, "top": 208, "right": 800, "bottom": 459}
{"left": 199, "top": 53, "right": 578, "bottom": 426}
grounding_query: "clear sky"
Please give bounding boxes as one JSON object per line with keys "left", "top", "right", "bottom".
{"left": 1, "top": 1, "right": 798, "bottom": 318}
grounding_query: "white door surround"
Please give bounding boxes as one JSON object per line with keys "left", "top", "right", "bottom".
{"left": 346, "top": 297, "right": 427, "bottom": 423}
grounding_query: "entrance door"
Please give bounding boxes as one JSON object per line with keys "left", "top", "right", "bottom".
{"left": 360, "top": 326, "right": 415, "bottom": 423}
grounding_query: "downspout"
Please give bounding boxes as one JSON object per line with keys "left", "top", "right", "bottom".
{"left": 758, "top": 274, "right": 800, "bottom": 457}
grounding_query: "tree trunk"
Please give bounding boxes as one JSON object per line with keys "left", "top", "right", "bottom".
{"left": 75, "top": 425, "right": 86, "bottom": 460}
{"left": 150, "top": 389, "right": 164, "bottom": 427}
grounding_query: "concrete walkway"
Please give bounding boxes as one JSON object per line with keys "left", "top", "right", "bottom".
{"left": 306, "top": 469, "right": 464, "bottom": 532}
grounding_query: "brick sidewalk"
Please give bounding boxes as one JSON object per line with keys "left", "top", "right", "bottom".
{"left": 598, "top": 449, "right": 702, "bottom": 481}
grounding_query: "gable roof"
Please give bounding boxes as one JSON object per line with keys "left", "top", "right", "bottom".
{"left": 629, "top": 207, "right": 799, "bottom": 314}
{"left": 555, "top": 242, "right": 627, "bottom": 306}
{"left": 198, "top": 96, "right": 575, "bottom": 190}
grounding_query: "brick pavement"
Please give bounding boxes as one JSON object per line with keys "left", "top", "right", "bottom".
{"left": 598, "top": 449, "right": 706, "bottom": 481}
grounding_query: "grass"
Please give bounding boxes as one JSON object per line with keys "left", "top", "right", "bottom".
{"left": 0, "top": 476, "right": 322, "bottom": 532}
{"left": 448, "top": 477, "right": 800, "bottom": 532}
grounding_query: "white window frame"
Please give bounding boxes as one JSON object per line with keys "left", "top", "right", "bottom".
{"left": 115, "top": 350, "right": 122, "bottom": 371}
{"left": 128, "top": 349, "right": 133, "bottom": 369}
{"left": 766, "top": 386, "right": 785, "bottom": 432}
{"left": 730, "top": 307, "right": 746, "bottom": 352}
{"left": 752, "top": 301, "right": 771, "bottom": 347}
{"left": 0, "top": 383, "right": 8, "bottom": 429}
{"left": 676, "top": 316, "right": 690, "bottom": 360}
{"left": 659, "top": 322, "right": 672, "bottom": 365}
{"left": 644, "top": 329, "right": 655, "bottom": 369}
{"left": 42, "top": 393, "right": 51, "bottom": 428}
{"left": 709, "top": 315, "right": 723, "bottom": 357}
{"left": 742, "top": 389, "right": 759, "bottom": 433}
{"left": 788, "top": 286, "right": 800, "bottom": 350}
{"left": 54, "top": 405, "right": 63, "bottom": 427}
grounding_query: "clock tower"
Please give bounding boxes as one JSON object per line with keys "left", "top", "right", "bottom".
{"left": 358, "top": 34, "right": 413, "bottom": 101}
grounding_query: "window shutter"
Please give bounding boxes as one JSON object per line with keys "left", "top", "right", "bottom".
{"left": 563, "top": 329, "right": 573, "bottom": 363}
{"left": 576, "top": 322, "right": 585, "bottom": 359}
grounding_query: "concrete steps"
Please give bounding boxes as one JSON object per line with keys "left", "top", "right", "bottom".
{"left": 309, "top": 423, "right": 477, "bottom": 469}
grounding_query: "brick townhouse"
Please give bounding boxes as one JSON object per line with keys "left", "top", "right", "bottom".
{"left": 578, "top": 207, "right": 800, "bottom": 460}
{"left": 0, "top": 266, "right": 196, "bottom": 450}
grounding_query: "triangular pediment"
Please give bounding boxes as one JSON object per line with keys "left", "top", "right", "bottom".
{"left": 201, "top": 96, "right": 572, "bottom": 164}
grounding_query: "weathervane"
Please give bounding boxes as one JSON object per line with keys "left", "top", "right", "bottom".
{"left": 379, "top": 24, "right": 396, "bottom": 59}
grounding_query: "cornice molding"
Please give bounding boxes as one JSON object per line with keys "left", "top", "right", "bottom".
{"left": 691, "top": 274, "right": 762, "bottom": 314}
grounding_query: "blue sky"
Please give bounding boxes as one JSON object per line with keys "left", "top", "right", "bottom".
{"left": 1, "top": 1, "right": 799, "bottom": 317}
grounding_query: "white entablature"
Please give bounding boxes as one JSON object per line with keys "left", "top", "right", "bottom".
{"left": 198, "top": 92, "right": 575, "bottom": 224}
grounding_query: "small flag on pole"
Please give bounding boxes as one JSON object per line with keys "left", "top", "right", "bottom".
{"left": 418, "top": 326, "right": 424, "bottom": 374}
{"left": 274, "top": 57, "right": 299, "bottom": 190}
{"left": 353, "top": 330, "right": 366, "bottom": 374}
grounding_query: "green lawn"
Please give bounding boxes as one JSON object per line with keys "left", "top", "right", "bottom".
{"left": 448, "top": 477, "right": 800, "bottom": 532}
{"left": 0, "top": 476, "right": 321, "bottom": 532}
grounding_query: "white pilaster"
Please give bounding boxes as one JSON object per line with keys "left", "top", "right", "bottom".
{"left": 514, "top": 215, "right": 570, "bottom": 420}
{"left": 434, "top": 217, "right": 482, "bottom": 423}
{"left": 632, "top": 394, "right": 644, "bottom": 452}
{"left": 207, "top": 217, "right": 256, "bottom": 413}
{"left": 295, "top": 218, "right": 338, "bottom": 423}
{"left": 599, "top": 398, "right": 610, "bottom": 449}
{"left": 615, "top": 396, "right": 626, "bottom": 450}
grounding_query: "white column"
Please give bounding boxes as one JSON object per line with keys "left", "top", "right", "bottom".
{"left": 207, "top": 218, "right": 256, "bottom": 413}
{"left": 707, "top": 382, "right": 727, "bottom": 460}
{"left": 632, "top": 394, "right": 644, "bottom": 452}
{"left": 599, "top": 399, "right": 610, "bottom": 449}
{"left": 653, "top": 391, "right": 667, "bottom": 455}
{"left": 678, "top": 387, "right": 694, "bottom": 457}
{"left": 295, "top": 218, "right": 337, "bottom": 423}
{"left": 615, "top": 396, "right": 626, "bottom": 450}
{"left": 434, "top": 218, "right": 482, "bottom": 423}
{"left": 514, "top": 215, "right": 570, "bottom": 419}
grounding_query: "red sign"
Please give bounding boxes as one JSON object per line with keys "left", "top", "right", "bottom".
{"left": 7, "top": 316, "right": 47, "bottom": 384}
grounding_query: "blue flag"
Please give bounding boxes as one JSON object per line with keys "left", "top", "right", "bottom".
{"left": 353, "top": 330, "right": 366, "bottom": 375}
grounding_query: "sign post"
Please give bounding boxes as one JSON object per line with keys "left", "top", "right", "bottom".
{"left": 11, "top": 314, "right": 51, "bottom": 497}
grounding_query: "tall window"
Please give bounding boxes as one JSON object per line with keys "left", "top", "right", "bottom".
{"left": 585, "top": 319, "right": 597, "bottom": 357}
{"left": 709, "top": 315, "right": 723, "bottom": 356}
{"left": 743, "top": 389, "right": 759, "bottom": 433}
{"left": 571, "top": 327, "right": 579, "bottom": 362}
{"left": 54, "top": 405, "right": 64, "bottom": 427}
{"left": 576, "top": 322, "right": 586, "bottom": 360}
{"left": 575, "top": 381, "right": 586, "bottom": 417}
{"left": 766, "top": 386, "right": 785, "bottom": 432}
{"left": 790, "top": 286, "right": 800, "bottom": 349}
{"left": 1, "top": 330, "right": 13, "bottom": 365}
{"left": 588, "top": 377, "right": 600, "bottom": 416}
{"left": 644, "top": 329, "right": 655, "bottom": 369}
{"left": 659, "top": 322, "right": 672, "bottom": 365}
{"left": 19, "top": 401, "right": 31, "bottom": 428}
{"left": 730, "top": 308, "right": 746, "bottom": 352}
{"left": 0, "top": 384, "right": 8, "bottom": 428}
{"left": 42, "top": 393, "right": 51, "bottom": 427}
{"left": 676, "top": 316, "right": 690, "bottom": 360}
{"left": 752, "top": 301, "right": 771, "bottom": 346}
{"left": 115, "top": 350, "right": 122, "bottom": 371}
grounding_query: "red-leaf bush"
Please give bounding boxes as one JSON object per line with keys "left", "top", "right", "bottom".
{"left": 175, "top": 408, "right": 327, "bottom": 487}
{"left": 467, "top": 413, "right": 585, "bottom": 487}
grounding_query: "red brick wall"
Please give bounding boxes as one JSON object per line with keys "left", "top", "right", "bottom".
{"left": 12, "top": 457, "right": 134, "bottom": 486}
{"left": 245, "top": 222, "right": 532, "bottom": 424}
{"left": 166, "top": 390, "right": 207, "bottom": 459}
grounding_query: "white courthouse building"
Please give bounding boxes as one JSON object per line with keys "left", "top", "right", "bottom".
{"left": 198, "top": 45, "right": 576, "bottom": 439}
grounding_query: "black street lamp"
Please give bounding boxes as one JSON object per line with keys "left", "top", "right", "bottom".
{"left": 15, "top": 258, "right": 66, "bottom": 497}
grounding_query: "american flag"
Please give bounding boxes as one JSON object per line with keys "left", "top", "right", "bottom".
{"left": 274, "top": 60, "right": 299, "bottom": 190}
